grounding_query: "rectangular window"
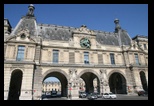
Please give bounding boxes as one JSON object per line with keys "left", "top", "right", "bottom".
{"left": 110, "top": 53, "right": 115, "bottom": 65}
{"left": 84, "top": 52, "right": 89, "bottom": 64}
{"left": 53, "top": 50, "right": 59, "bottom": 63}
{"left": 144, "top": 44, "right": 147, "bottom": 50}
{"left": 16, "top": 45, "right": 25, "bottom": 61}
{"left": 135, "top": 54, "right": 139, "bottom": 65}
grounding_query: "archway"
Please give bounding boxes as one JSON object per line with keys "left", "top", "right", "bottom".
{"left": 140, "top": 71, "right": 148, "bottom": 92}
{"left": 79, "top": 72, "right": 100, "bottom": 94}
{"left": 109, "top": 72, "right": 127, "bottom": 94}
{"left": 42, "top": 71, "right": 68, "bottom": 97}
{"left": 8, "top": 70, "right": 23, "bottom": 100}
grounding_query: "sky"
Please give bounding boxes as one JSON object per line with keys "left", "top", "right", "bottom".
{"left": 44, "top": 77, "right": 59, "bottom": 82}
{"left": 4, "top": 4, "right": 148, "bottom": 38}
{"left": 4, "top": 4, "right": 148, "bottom": 82}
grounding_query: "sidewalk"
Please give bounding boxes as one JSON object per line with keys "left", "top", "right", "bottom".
{"left": 116, "top": 94, "right": 138, "bottom": 96}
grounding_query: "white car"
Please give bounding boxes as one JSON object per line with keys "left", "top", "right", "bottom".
{"left": 102, "top": 92, "right": 117, "bottom": 99}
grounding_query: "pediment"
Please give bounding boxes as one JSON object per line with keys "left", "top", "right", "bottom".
{"left": 5, "top": 29, "right": 36, "bottom": 43}
{"left": 127, "top": 41, "right": 145, "bottom": 52}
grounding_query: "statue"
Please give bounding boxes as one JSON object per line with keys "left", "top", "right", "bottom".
{"left": 100, "top": 69, "right": 108, "bottom": 86}
{"left": 69, "top": 68, "right": 78, "bottom": 87}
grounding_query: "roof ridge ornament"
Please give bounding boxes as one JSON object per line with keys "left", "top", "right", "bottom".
{"left": 26, "top": 4, "right": 35, "bottom": 17}
{"left": 114, "top": 18, "right": 121, "bottom": 33}
{"left": 73, "top": 25, "right": 96, "bottom": 36}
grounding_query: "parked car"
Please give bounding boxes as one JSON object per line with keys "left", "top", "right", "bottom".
{"left": 79, "top": 92, "right": 87, "bottom": 98}
{"left": 87, "top": 93, "right": 98, "bottom": 100}
{"left": 102, "top": 92, "right": 117, "bottom": 99}
{"left": 137, "top": 90, "right": 148, "bottom": 96}
{"left": 51, "top": 91, "right": 57, "bottom": 97}
{"left": 93, "top": 92, "right": 102, "bottom": 98}
{"left": 41, "top": 94, "right": 47, "bottom": 99}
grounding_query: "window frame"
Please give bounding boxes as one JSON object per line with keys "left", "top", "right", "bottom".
{"left": 110, "top": 53, "right": 115, "bottom": 65}
{"left": 134, "top": 53, "right": 139, "bottom": 65}
{"left": 84, "top": 52, "right": 89, "bottom": 64}
{"left": 16, "top": 45, "right": 25, "bottom": 61}
{"left": 143, "top": 44, "right": 147, "bottom": 50}
{"left": 52, "top": 50, "right": 59, "bottom": 63}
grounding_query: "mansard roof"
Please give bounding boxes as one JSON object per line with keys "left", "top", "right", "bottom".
{"left": 7, "top": 15, "right": 132, "bottom": 46}
{"left": 132, "top": 35, "right": 148, "bottom": 40}
{"left": 37, "top": 23, "right": 131, "bottom": 46}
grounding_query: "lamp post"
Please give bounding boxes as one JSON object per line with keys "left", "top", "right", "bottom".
{"left": 69, "top": 82, "right": 72, "bottom": 100}
{"left": 101, "top": 82, "right": 103, "bottom": 94}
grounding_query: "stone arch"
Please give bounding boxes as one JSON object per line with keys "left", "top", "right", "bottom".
{"left": 78, "top": 69, "right": 100, "bottom": 93}
{"left": 108, "top": 70, "right": 127, "bottom": 81}
{"left": 8, "top": 69, "right": 23, "bottom": 100}
{"left": 108, "top": 70, "right": 127, "bottom": 94}
{"left": 77, "top": 69, "right": 100, "bottom": 79}
{"left": 10, "top": 68, "right": 24, "bottom": 74}
{"left": 41, "top": 69, "right": 69, "bottom": 82}
{"left": 139, "top": 71, "right": 148, "bottom": 92}
{"left": 41, "top": 69, "right": 69, "bottom": 97}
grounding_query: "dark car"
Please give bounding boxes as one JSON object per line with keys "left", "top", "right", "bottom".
{"left": 41, "top": 94, "right": 47, "bottom": 99}
{"left": 137, "top": 90, "right": 148, "bottom": 96}
{"left": 87, "top": 93, "right": 97, "bottom": 100}
{"left": 93, "top": 92, "right": 102, "bottom": 98}
{"left": 79, "top": 92, "right": 87, "bottom": 98}
{"left": 51, "top": 91, "right": 57, "bottom": 97}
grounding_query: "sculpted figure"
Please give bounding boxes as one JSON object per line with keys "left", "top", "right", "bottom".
{"left": 69, "top": 68, "right": 78, "bottom": 87}
{"left": 100, "top": 69, "right": 108, "bottom": 86}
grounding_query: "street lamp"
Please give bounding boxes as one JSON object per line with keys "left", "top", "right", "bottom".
{"left": 101, "top": 82, "right": 103, "bottom": 94}
{"left": 69, "top": 82, "right": 72, "bottom": 99}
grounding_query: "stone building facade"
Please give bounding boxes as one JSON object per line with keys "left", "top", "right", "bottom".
{"left": 4, "top": 4, "right": 148, "bottom": 100}
{"left": 42, "top": 81, "right": 61, "bottom": 92}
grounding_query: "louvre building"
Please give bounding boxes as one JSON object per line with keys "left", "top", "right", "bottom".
{"left": 4, "top": 4, "right": 148, "bottom": 100}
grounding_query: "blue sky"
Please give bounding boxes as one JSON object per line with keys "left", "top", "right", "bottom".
{"left": 4, "top": 4, "right": 148, "bottom": 82}
{"left": 44, "top": 77, "right": 59, "bottom": 82}
{"left": 4, "top": 4, "right": 148, "bottom": 38}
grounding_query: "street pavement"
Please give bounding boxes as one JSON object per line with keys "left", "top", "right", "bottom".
{"left": 42, "top": 94, "right": 148, "bottom": 100}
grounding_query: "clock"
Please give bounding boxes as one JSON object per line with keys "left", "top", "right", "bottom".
{"left": 80, "top": 38, "right": 91, "bottom": 48}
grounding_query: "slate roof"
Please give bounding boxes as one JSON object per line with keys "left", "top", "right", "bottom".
{"left": 9, "top": 16, "right": 131, "bottom": 46}
{"left": 132, "top": 35, "right": 148, "bottom": 40}
{"left": 37, "top": 23, "right": 74, "bottom": 41}
{"left": 37, "top": 23, "right": 131, "bottom": 46}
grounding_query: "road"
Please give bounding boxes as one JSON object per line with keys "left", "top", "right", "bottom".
{"left": 41, "top": 94, "right": 148, "bottom": 100}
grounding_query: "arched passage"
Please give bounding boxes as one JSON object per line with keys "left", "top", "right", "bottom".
{"left": 8, "top": 69, "right": 23, "bottom": 100}
{"left": 42, "top": 69, "right": 68, "bottom": 97}
{"left": 140, "top": 71, "right": 148, "bottom": 92}
{"left": 78, "top": 69, "right": 100, "bottom": 94}
{"left": 109, "top": 72, "right": 127, "bottom": 94}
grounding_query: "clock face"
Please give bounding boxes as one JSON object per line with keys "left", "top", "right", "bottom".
{"left": 80, "top": 38, "right": 91, "bottom": 48}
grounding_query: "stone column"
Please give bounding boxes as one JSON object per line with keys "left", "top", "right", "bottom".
{"left": 32, "top": 66, "right": 42, "bottom": 100}
{"left": 100, "top": 69, "right": 110, "bottom": 94}
{"left": 19, "top": 66, "right": 34, "bottom": 100}
{"left": 34, "top": 44, "right": 41, "bottom": 64}
{"left": 125, "top": 68, "right": 136, "bottom": 94}
{"left": 68, "top": 68, "right": 79, "bottom": 100}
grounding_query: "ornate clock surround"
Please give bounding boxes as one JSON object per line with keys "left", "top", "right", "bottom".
{"left": 80, "top": 37, "right": 91, "bottom": 49}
